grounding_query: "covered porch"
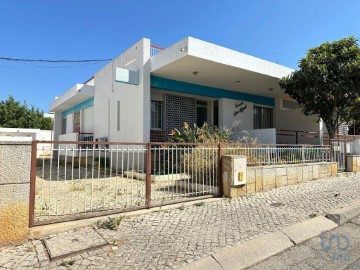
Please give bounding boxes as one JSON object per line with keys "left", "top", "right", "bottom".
{"left": 149, "top": 37, "right": 322, "bottom": 144}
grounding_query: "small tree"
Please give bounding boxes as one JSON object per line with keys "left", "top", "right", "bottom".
{"left": 279, "top": 37, "right": 360, "bottom": 139}
{"left": 0, "top": 95, "right": 52, "bottom": 130}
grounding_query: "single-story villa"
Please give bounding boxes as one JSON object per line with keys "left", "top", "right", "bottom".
{"left": 49, "top": 37, "right": 328, "bottom": 145}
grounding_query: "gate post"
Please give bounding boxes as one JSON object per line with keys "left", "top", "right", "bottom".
{"left": 145, "top": 143, "right": 151, "bottom": 208}
{"left": 29, "top": 140, "right": 37, "bottom": 227}
{"left": 0, "top": 140, "right": 32, "bottom": 245}
{"left": 217, "top": 144, "right": 223, "bottom": 196}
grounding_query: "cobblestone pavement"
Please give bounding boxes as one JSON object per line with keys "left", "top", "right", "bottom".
{"left": 1, "top": 173, "right": 360, "bottom": 269}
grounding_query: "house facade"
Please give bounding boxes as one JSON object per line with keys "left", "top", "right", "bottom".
{"left": 50, "top": 37, "right": 324, "bottom": 145}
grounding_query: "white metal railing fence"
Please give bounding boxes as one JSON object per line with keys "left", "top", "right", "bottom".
{"left": 330, "top": 140, "right": 346, "bottom": 172}
{"left": 30, "top": 141, "right": 332, "bottom": 225}
{"left": 150, "top": 44, "right": 164, "bottom": 56}
{"left": 32, "top": 141, "right": 147, "bottom": 224}
{"left": 150, "top": 144, "right": 219, "bottom": 205}
{"left": 222, "top": 144, "right": 331, "bottom": 166}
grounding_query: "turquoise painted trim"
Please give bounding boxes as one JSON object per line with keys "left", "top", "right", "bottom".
{"left": 62, "top": 97, "right": 94, "bottom": 118}
{"left": 150, "top": 76, "right": 274, "bottom": 107}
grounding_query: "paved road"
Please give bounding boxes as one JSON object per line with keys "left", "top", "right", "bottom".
{"left": 248, "top": 214, "right": 360, "bottom": 270}
{"left": 1, "top": 173, "right": 360, "bottom": 269}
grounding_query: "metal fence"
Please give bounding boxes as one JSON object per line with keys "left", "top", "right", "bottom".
{"left": 222, "top": 144, "right": 331, "bottom": 166}
{"left": 30, "top": 141, "right": 332, "bottom": 226}
{"left": 150, "top": 143, "right": 219, "bottom": 205}
{"left": 30, "top": 141, "right": 220, "bottom": 226}
{"left": 330, "top": 140, "right": 346, "bottom": 172}
{"left": 31, "top": 141, "right": 149, "bottom": 225}
{"left": 150, "top": 44, "right": 165, "bottom": 56}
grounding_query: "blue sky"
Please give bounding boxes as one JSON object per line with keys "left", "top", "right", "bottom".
{"left": 0, "top": 0, "right": 359, "bottom": 112}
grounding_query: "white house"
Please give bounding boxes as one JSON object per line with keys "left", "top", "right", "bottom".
{"left": 49, "top": 37, "right": 325, "bottom": 145}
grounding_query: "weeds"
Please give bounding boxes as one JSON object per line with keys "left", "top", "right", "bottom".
{"left": 59, "top": 260, "right": 75, "bottom": 266}
{"left": 96, "top": 216, "right": 124, "bottom": 231}
{"left": 309, "top": 213, "right": 317, "bottom": 218}
{"left": 69, "top": 181, "right": 86, "bottom": 192}
{"left": 178, "top": 204, "right": 185, "bottom": 211}
{"left": 194, "top": 202, "right": 205, "bottom": 207}
{"left": 41, "top": 202, "right": 49, "bottom": 211}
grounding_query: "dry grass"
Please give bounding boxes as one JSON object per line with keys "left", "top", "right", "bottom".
{"left": 34, "top": 163, "right": 194, "bottom": 222}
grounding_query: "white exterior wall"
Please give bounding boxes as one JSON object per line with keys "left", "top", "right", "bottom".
{"left": 241, "top": 128, "right": 276, "bottom": 144}
{"left": 274, "top": 98, "right": 321, "bottom": 144}
{"left": 81, "top": 106, "right": 94, "bottom": 133}
{"left": 93, "top": 38, "right": 151, "bottom": 143}
{"left": 219, "top": 98, "right": 254, "bottom": 140}
{"left": 65, "top": 114, "right": 73, "bottom": 134}
{"left": 53, "top": 112, "right": 62, "bottom": 140}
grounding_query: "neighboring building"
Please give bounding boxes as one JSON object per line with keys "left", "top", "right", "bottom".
{"left": 0, "top": 127, "right": 53, "bottom": 157}
{"left": 49, "top": 37, "right": 325, "bottom": 145}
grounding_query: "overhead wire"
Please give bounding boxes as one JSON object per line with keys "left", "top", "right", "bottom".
{"left": 0, "top": 57, "right": 112, "bottom": 63}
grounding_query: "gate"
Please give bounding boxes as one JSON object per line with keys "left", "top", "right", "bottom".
{"left": 29, "top": 141, "right": 221, "bottom": 226}
{"left": 330, "top": 140, "right": 347, "bottom": 172}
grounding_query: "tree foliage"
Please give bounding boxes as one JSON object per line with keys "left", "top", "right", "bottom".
{"left": 279, "top": 37, "right": 360, "bottom": 138}
{"left": 0, "top": 95, "right": 52, "bottom": 130}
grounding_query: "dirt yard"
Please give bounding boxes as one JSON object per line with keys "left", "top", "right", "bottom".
{"left": 34, "top": 162, "right": 199, "bottom": 222}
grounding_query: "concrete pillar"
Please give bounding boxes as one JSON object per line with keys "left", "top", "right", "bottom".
{"left": 347, "top": 155, "right": 360, "bottom": 172}
{"left": 0, "top": 141, "right": 31, "bottom": 245}
{"left": 222, "top": 155, "right": 247, "bottom": 198}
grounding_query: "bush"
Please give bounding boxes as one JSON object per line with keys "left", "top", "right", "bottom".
{"left": 95, "top": 216, "right": 124, "bottom": 231}
{"left": 169, "top": 122, "right": 231, "bottom": 143}
{"left": 167, "top": 122, "right": 260, "bottom": 181}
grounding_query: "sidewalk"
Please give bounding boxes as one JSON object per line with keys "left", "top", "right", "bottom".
{"left": 183, "top": 210, "right": 360, "bottom": 270}
{"left": 0, "top": 173, "right": 360, "bottom": 269}
{"left": 247, "top": 214, "right": 360, "bottom": 270}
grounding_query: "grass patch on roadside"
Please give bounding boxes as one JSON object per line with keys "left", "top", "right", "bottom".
{"left": 95, "top": 216, "right": 124, "bottom": 231}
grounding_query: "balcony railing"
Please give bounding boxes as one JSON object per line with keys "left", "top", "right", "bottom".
{"left": 150, "top": 44, "right": 165, "bottom": 56}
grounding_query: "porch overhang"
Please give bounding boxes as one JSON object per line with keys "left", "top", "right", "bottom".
{"left": 150, "top": 37, "right": 294, "bottom": 100}
{"left": 49, "top": 84, "right": 94, "bottom": 113}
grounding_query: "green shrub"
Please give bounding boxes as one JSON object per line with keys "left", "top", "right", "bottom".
{"left": 169, "top": 122, "right": 231, "bottom": 143}
{"left": 95, "top": 216, "right": 124, "bottom": 231}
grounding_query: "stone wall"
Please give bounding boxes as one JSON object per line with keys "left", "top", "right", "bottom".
{"left": 222, "top": 156, "right": 337, "bottom": 198}
{"left": 0, "top": 141, "right": 31, "bottom": 245}
{"left": 346, "top": 155, "right": 360, "bottom": 172}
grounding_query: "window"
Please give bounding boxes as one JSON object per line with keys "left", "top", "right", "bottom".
{"left": 151, "top": 100, "right": 163, "bottom": 129}
{"left": 73, "top": 111, "right": 80, "bottom": 133}
{"left": 196, "top": 100, "right": 207, "bottom": 127}
{"left": 61, "top": 117, "right": 67, "bottom": 134}
{"left": 254, "top": 106, "right": 273, "bottom": 129}
{"left": 213, "top": 101, "right": 219, "bottom": 127}
{"left": 280, "top": 97, "right": 300, "bottom": 110}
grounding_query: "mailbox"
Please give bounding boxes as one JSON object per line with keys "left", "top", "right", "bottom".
{"left": 232, "top": 156, "right": 247, "bottom": 185}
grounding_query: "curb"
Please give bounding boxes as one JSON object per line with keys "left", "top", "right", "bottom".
{"left": 181, "top": 216, "right": 338, "bottom": 270}
{"left": 29, "top": 197, "right": 222, "bottom": 239}
{"left": 325, "top": 200, "right": 360, "bottom": 225}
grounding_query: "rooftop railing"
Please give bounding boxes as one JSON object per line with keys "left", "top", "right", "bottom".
{"left": 150, "top": 44, "right": 165, "bottom": 56}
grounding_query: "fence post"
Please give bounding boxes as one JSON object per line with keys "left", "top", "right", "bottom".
{"left": 329, "top": 140, "right": 333, "bottom": 161}
{"left": 217, "top": 144, "right": 223, "bottom": 196}
{"left": 29, "top": 140, "right": 37, "bottom": 228}
{"left": 301, "top": 145, "right": 305, "bottom": 163}
{"left": 146, "top": 143, "right": 151, "bottom": 208}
